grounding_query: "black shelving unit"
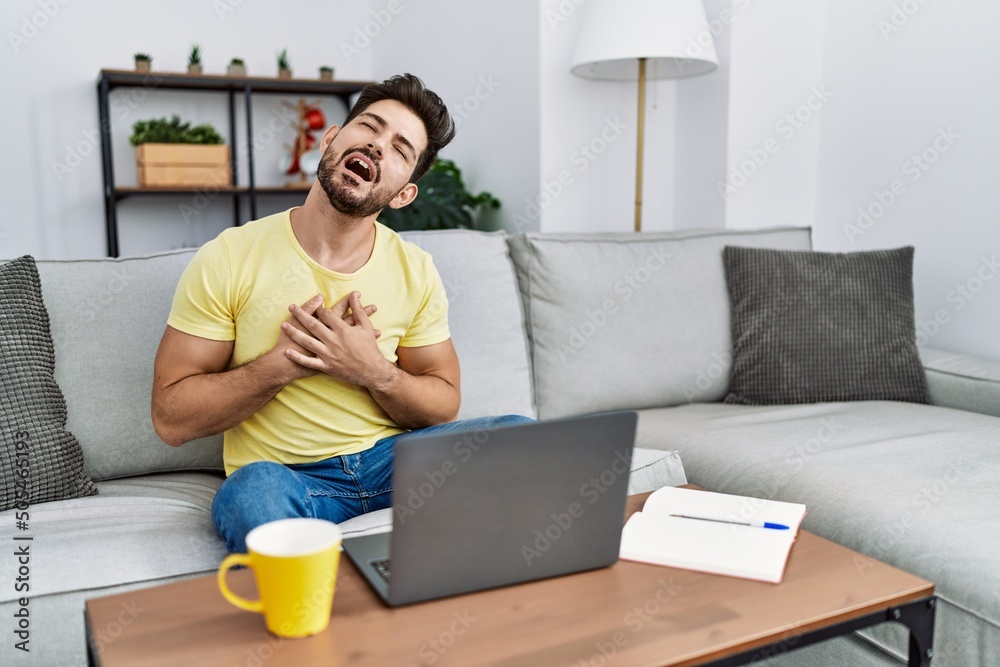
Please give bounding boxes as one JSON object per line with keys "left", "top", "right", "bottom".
{"left": 96, "top": 69, "right": 371, "bottom": 256}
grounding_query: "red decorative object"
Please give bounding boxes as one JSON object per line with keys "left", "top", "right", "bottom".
{"left": 280, "top": 99, "right": 326, "bottom": 186}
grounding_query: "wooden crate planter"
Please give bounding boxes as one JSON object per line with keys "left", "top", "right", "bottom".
{"left": 135, "top": 144, "right": 231, "bottom": 187}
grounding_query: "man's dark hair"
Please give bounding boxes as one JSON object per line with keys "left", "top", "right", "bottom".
{"left": 343, "top": 73, "right": 455, "bottom": 183}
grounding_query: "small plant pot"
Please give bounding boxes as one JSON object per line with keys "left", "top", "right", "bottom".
{"left": 278, "top": 67, "right": 292, "bottom": 79}
{"left": 227, "top": 63, "right": 246, "bottom": 76}
{"left": 187, "top": 64, "right": 203, "bottom": 75}
{"left": 135, "top": 60, "right": 151, "bottom": 72}
{"left": 319, "top": 67, "right": 334, "bottom": 80}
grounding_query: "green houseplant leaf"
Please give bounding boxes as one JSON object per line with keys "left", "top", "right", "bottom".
{"left": 129, "top": 115, "right": 224, "bottom": 146}
{"left": 377, "top": 158, "right": 500, "bottom": 231}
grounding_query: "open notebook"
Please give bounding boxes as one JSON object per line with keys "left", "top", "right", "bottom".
{"left": 620, "top": 487, "right": 807, "bottom": 583}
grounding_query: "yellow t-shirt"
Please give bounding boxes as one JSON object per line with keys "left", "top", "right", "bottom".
{"left": 167, "top": 208, "right": 450, "bottom": 475}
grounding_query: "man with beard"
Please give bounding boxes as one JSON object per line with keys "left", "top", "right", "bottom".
{"left": 151, "top": 74, "right": 530, "bottom": 553}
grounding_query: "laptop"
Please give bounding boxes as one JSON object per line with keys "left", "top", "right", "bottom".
{"left": 342, "top": 411, "right": 637, "bottom": 606}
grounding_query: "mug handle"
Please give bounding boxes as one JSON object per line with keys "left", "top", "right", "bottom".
{"left": 217, "top": 553, "right": 264, "bottom": 614}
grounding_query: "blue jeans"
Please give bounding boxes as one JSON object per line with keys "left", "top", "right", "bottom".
{"left": 211, "top": 414, "right": 534, "bottom": 553}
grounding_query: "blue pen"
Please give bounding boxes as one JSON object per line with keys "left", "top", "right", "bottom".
{"left": 670, "top": 514, "right": 790, "bottom": 530}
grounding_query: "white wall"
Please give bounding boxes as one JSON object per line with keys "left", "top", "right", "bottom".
{"left": 813, "top": 0, "right": 1000, "bottom": 361}
{"left": 4, "top": 0, "right": 997, "bottom": 360}
{"left": 1, "top": 0, "right": 375, "bottom": 258}
{"left": 539, "top": 0, "right": 678, "bottom": 233}
{"left": 372, "top": 0, "right": 540, "bottom": 233}
{"left": 722, "top": 1, "right": 827, "bottom": 231}
{"left": 638, "top": 0, "right": 998, "bottom": 361}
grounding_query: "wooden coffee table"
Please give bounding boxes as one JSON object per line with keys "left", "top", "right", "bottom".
{"left": 85, "top": 491, "right": 935, "bottom": 666}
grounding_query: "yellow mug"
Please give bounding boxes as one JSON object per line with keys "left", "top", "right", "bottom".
{"left": 217, "top": 518, "right": 342, "bottom": 638}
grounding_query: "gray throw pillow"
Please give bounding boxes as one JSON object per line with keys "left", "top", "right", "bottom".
{"left": 722, "top": 246, "right": 928, "bottom": 405}
{"left": 1, "top": 256, "right": 97, "bottom": 511}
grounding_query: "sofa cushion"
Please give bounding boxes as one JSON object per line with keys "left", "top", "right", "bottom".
{"left": 920, "top": 346, "right": 1000, "bottom": 419}
{"left": 400, "top": 230, "right": 535, "bottom": 419}
{"left": 507, "top": 227, "right": 812, "bottom": 419}
{"left": 637, "top": 400, "right": 1000, "bottom": 667}
{"left": 0, "top": 256, "right": 97, "bottom": 510}
{"left": 36, "top": 251, "right": 224, "bottom": 481}
{"left": 722, "top": 246, "right": 928, "bottom": 405}
{"left": 0, "top": 471, "right": 226, "bottom": 604}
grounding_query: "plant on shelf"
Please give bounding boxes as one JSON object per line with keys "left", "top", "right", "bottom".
{"left": 227, "top": 57, "right": 246, "bottom": 76}
{"left": 129, "top": 115, "right": 224, "bottom": 146}
{"left": 319, "top": 65, "right": 334, "bottom": 80}
{"left": 277, "top": 48, "right": 292, "bottom": 78}
{"left": 376, "top": 158, "right": 500, "bottom": 231}
{"left": 129, "top": 115, "right": 230, "bottom": 188}
{"left": 188, "top": 44, "right": 202, "bottom": 74}
{"left": 134, "top": 53, "right": 152, "bottom": 72}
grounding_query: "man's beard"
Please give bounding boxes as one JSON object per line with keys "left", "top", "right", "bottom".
{"left": 317, "top": 146, "right": 399, "bottom": 218}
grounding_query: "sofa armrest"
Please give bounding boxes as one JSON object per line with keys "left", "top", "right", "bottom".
{"left": 920, "top": 347, "right": 1000, "bottom": 418}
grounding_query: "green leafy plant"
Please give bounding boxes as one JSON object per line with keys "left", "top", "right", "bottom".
{"left": 229, "top": 57, "right": 244, "bottom": 66}
{"left": 188, "top": 44, "right": 201, "bottom": 66}
{"left": 134, "top": 53, "right": 152, "bottom": 62}
{"left": 377, "top": 159, "right": 500, "bottom": 231}
{"left": 277, "top": 49, "right": 290, "bottom": 70}
{"left": 129, "top": 115, "right": 224, "bottom": 146}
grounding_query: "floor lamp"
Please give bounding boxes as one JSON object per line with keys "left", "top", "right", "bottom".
{"left": 570, "top": 0, "right": 719, "bottom": 232}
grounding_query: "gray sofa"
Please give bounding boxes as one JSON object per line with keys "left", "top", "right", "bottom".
{"left": 2, "top": 226, "right": 998, "bottom": 666}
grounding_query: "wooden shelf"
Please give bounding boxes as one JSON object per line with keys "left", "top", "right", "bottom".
{"left": 100, "top": 69, "right": 369, "bottom": 95}
{"left": 98, "top": 70, "right": 371, "bottom": 256}
{"left": 114, "top": 184, "right": 311, "bottom": 198}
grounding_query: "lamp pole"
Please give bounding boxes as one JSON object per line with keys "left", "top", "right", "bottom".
{"left": 634, "top": 57, "right": 647, "bottom": 232}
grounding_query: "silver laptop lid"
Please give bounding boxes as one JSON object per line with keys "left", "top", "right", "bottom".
{"left": 387, "top": 411, "right": 637, "bottom": 605}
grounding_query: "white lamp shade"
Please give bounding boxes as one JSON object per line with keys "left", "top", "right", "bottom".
{"left": 571, "top": 0, "right": 718, "bottom": 80}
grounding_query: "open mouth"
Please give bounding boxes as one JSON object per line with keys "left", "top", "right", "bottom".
{"left": 344, "top": 154, "right": 375, "bottom": 183}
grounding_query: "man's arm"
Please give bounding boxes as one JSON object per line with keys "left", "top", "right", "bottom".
{"left": 283, "top": 291, "right": 460, "bottom": 428}
{"left": 151, "top": 295, "right": 326, "bottom": 447}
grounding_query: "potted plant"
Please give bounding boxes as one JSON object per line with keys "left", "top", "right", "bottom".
{"left": 187, "top": 44, "right": 202, "bottom": 74}
{"left": 376, "top": 158, "right": 500, "bottom": 231}
{"left": 130, "top": 114, "right": 230, "bottom": 187}
{"left": 134, "top": 53, "right": 152, "bottom": 72}
{"left": 277, "top": 49, "right": 292, "bottom": 78}
{"left": 227, "top": 58, "right": 246, "bottom": 76}
{"left": 319, "top": 65, "right": 334, "bottom": 80}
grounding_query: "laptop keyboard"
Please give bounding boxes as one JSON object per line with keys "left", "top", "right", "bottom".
{"left": 370, "top": 558, "right": 391, "bottom": 581}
